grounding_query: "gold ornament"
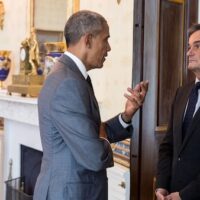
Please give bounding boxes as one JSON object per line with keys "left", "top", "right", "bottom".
{"left": 0, "top": 1, "right": 5, "bottom": 30}
{"left": 117, "top": 0, "right": 121, "bottom": 5}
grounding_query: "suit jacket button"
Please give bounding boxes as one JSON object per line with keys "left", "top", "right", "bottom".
{"left": 178, "top": 157, "right": 181, "bottom": 161}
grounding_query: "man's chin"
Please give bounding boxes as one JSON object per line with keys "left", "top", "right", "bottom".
{"left": 90, "top": 64, "right": 103, "bottom": 70}
{"left": 188, "top": 65, "right": 200, "bottom": 71}
{"left": 95, "top": 63, "right": 104, "bottom": 69}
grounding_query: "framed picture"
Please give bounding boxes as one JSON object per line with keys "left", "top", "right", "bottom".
{"left": 112, "top": 139, "right": 130, "bottom": 168}
{"left": 0, "top": 1, "right": 5, "bottom": 30}
{"left": 28, "top": 0, "right": 79, "bottom": 69}
{"left": 30, "top": 0, "right": 80, "bottom": 31}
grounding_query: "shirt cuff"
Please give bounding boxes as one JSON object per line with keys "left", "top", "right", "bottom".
{"left": 99, "top": 137, "right": 110, "bottom": 144}
{"left": 119, "top": 114, "right": 131, "bottom": 128}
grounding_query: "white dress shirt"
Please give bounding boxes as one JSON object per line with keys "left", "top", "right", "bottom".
{"left": 194, "top": 78, "right": 200, "bottom": 115}
{"left": 183, "top": 78, "right": 200, "bottom": 119}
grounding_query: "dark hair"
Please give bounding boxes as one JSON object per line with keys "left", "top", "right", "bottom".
{"left": 188, "top": 24, "right": 200, "bottom": 37}
{"left": 64, "top": 10, "right": 107, "bottom": 47}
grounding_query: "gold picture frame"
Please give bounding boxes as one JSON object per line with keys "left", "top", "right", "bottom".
{"left": 30, "top": 0, "right": 79, "bottom": 31}
{"left": 29, "top": 0, "right": 79, "bottom": 66}
{"left": 0, "top": 1, "right": 5, "bottom": 30}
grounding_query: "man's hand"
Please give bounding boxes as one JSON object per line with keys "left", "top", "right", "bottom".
{"left": 122, "top": 80, "right": 149, "bottom": 122}
{"left": 165, "top": 192, "right": 181, "bottom": 200}
{"left": 155, "top": 188, "right": 169, "bottom": 200}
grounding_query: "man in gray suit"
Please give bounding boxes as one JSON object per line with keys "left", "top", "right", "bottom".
{"left": 34, "top": 10, "right": 148, "bottom": 200}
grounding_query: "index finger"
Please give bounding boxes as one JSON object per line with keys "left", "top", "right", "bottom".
{"left": 140, "top": 80, "right": 149, "bottom": 93}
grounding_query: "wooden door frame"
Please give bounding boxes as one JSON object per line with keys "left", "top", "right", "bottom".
{"left": 130, "top": 1, "right": 144, "bottom": 199}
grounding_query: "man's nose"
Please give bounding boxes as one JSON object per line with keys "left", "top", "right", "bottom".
{"left": 187, "top": 47, "right": 194, "bottom": 56}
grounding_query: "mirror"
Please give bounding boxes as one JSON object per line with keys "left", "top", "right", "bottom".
{"left": 32, "top": 0, "right": 67, "bottom": 31}
{"left": 31, "top": 0, "right": 79, "bottom": 31}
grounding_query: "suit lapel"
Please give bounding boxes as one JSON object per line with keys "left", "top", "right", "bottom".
{"left": 177, "top": 83, "right": 196, "bottom": 153}
{"left": 173, "top": 86, "right": 191, "bottom": 152}
{"left": 174, "top": 101, "right": 185, "bottom": 150}
{"left": 181, "top": 105, "right": 200, "bottom": 148}
{"left": 190, "top": 107, "right": 200, "bottom": 133}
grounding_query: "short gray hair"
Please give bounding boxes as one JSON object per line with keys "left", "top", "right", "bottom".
{"left": 64, "top": 10, "right": 107, "bottom": 47}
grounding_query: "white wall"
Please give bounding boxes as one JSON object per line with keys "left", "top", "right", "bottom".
{"left": 0, "top": 0, "right": 134, "bottom": 121}
{"left": 0, "top": 0, "right": 30, "bottom": 85}
{"left": 80, "top": 0, "right": 134, "bottom": 120}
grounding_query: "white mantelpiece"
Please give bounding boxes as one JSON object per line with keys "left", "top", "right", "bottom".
{"left": 0, "top": 90, "right": 130, "bottom": 200}
{"left": 0, "top": 90, "right": 42, "bottom": 200}
{"left": 0, "top": 90, "right": 38, "bottom": 126}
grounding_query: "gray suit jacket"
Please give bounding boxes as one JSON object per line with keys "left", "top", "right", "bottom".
{"left": 33, "top": 54, "right": 132, "bottom": 200}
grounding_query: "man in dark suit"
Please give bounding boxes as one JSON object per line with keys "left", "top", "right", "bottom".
{"left": 33, "top": 10, "right": 148, "bottom": 200}
{"left": 156, "top": 24, "right": 200, "bottom": 200}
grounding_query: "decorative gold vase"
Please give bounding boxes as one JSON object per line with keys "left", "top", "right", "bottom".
{"left": 0, "top": 50, "right": 11, "bottom": 89}
{"left": 44, "top": 42, "right": 66, "bottom": 75}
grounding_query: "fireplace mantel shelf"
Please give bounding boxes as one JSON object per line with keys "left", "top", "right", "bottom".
{"left": 0, "top": 90, "right": 38, "bottom": 126}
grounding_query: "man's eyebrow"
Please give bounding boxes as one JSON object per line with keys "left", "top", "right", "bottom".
{"left": 188, "top": 40, "right": 200, "bottom": 46}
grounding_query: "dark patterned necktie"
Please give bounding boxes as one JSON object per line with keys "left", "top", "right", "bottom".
{"left": 86, "top": 75, "right": 93, "bottom": 91}
{"left": 182, "top": 82, "right": 200, "bottom": 139}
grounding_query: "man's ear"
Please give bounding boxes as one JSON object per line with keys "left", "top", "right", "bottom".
{"left": 85, "top": 33, "right": 93, "bottom": 49}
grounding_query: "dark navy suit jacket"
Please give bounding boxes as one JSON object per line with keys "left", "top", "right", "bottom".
{"left": 156, "top": 82, "right": 200, "bottom": 200}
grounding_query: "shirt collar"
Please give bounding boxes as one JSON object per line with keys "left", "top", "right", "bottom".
{"left": 64, "top": 51, "right": 88, "bottom": 79}
{"left": 195, "top": 78, "right": 200, "bottom": 84}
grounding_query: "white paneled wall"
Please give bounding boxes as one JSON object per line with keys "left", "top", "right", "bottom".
{"left": 1, "top": 0, "right": 134, "bottom": 120}
{"left": 80, "top": 0, "right": 134, "bottom": 120}
{"left": 0, "top": 130, "right": 4, "bottom": 200}
{"left": 0, "top": 0, "right": 30, "bottom": 86}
